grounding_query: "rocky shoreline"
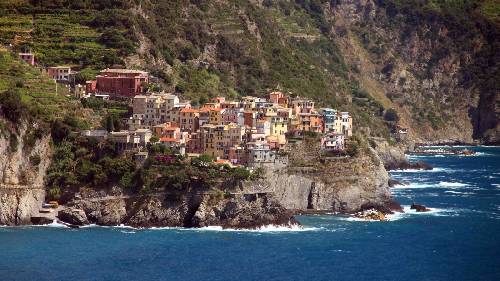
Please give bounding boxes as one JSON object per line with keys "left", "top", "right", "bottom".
{"left": 51, "top": 192, "right": 299, "bottom": 229}
{"left": 1, "top": 123, "right": 402, "bottom": 228}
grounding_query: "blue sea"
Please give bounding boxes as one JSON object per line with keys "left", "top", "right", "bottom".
{"left": 1, "top": 146, "right": 499, "bottom": 281}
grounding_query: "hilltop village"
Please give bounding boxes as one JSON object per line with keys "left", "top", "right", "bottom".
{"left": 24, "top": 57, "right": 354, "bottom": 168}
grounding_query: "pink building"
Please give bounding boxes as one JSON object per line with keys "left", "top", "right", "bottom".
{"left": 269, "top": 91, "right": 284, "bottom": 104}
{"left": 86, "top": 80, "right": 97, "bottom": 93}
{"left": 18, "top": 52, "right": 34, "bottom": 65}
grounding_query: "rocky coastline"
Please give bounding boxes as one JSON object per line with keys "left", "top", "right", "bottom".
{"left": 54, "top": 192, "right": 298, "bottom": 229}
{"left": 1, "top": 122, "right": 402, "bottom": 228}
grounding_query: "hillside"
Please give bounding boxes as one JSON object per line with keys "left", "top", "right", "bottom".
{"left": 0, "top": 0, "right": 498, "bottom": 144}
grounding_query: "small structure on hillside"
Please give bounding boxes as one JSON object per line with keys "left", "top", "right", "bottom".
{"left": 18, "top": 52, "right": 35, "bottom": 65}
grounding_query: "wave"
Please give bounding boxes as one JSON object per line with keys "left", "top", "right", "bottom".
{"left": 444, "top": 190, "right": 475, "bottom": 195}
{"left": 390, "top": 168, "right": 449, "bottom": 173}
{"left": 334, "top": 206, "right": 457, "bottom": 222}
{"left": 392, "top": 182, "right": 437, "bottom": 189}
{"left": 392, "top": 181, "right": 472, "bottom": 190}
{"left": 386, "top": 206, "right": 458, "bottom": 221}
{"left": 80, "top": 223, "right": 320, "bottom": 233}
{"left": 438, "top": 181, "right": 468, "bottom": 187}
{"left": 176, "top": 224, "right": 321, "bottom": 233}
{"left": 1, "top": 221, "right": 318, "bottom": 233}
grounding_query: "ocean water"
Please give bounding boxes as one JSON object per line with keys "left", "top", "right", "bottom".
{"left": 1, "top": 147, "right": 499, "bottom": 281}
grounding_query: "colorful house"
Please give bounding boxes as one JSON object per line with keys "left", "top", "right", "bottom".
{"left": 321, "top": 132, "right": 345, "bottom": 151}
{"left": 47, "top": 66, "right": 71, "bottom": 82}
{"left": 95, "top": 69, "right": 149, "bottom": 97}
{"left": 318, "top": 108, "right": 337, "bottom": 133}
{"left": 18, "top": 52, "right": 34, "bottom": 65}
{"left": 179, "top": 108, "right": 199, "bottom": 132}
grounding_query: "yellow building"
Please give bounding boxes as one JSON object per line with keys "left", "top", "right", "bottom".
{"left": 269, "top": 116, "right": 287, "bottom": 145}
{"left": 208, "top": 108, "right": 223, "bottom": 125}
{"left": 200, "top": 123, "right": 244, "bottom": 158}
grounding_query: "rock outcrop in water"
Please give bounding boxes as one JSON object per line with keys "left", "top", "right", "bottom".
{"left": 58, "top": 192, "right": 296, "bottom": 229}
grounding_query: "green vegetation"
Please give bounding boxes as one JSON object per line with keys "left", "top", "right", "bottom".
{"left": 0, "top": 0, "right": 136, "bottom": 73}
{"left": 45, "top": 136, "right": 137, "bottom": 200}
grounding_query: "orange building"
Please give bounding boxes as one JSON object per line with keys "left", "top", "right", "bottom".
{"left": 179, "top": 108, "right": 199, "bottom": 132}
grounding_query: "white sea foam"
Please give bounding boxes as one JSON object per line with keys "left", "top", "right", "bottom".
{"left": 386, "top": 206, "right": 457, "bottom": 221}
{"left": 390, "top": 168, "right": 449, "bottom": 173}
{"left": 444, "top": 191, "right": 475, "bottom": 195}
{"left": 179, "top": 224, "right": 321, "bottom": 233}
{"left": 134, "top": 224, "right": 321, "bottom": 232}
{"left": 438, "top": 181, "right": 468, "bottom": 187}
{"left": 337, "top": 205, "right": 460, "bottom": 222}
{"left": 43, "top": 220, "right": 69, "bottom": 228}
{"left": 392, "top": 182, "right": 436, "bottom": 189}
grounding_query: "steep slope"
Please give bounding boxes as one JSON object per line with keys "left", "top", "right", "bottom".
{"left": 2, "top": 0, "right": 497, "bottom": 143}
{"left": 326, "top": 0, "right": 499, "bottom": 143}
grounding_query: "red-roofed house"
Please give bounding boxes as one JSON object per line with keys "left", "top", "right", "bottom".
{"left": 95, "top": 69, "right": 149, "bottom": 97}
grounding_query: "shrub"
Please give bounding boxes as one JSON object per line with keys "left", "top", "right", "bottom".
{"left": 48, "top": 187, "right": 61, "bottom": 200}
{"left": 384, "top": 108, "right": 400, "bottom": 122}
{"left": 51, "top": 120, "right": 70, "bottom": 144}
{"left": 30, "top": 154, "right": 41, "bottom": 166}
{"left": 346, "top": 140, "right": 360, "bottom": 157}
{"left": 0, "top": 89, "right": 27, "bottom": 123}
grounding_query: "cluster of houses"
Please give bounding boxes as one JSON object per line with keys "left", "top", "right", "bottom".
{"left": 18, "top": 52, "right": 353, "bottom": 167}
{"left": 109, "top": 89, "right": 352, "bottom": 167}
{"left": 18, "top": 52, "right": 149, "bottom": 98}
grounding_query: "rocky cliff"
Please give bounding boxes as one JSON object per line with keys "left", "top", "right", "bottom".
{"left": 327, "top": 0, "right": 499, "bottom": 144}
{"left": 0, "top": 122, "right": 52, "bottom": 225}
{"left": 58, "top": 191, "right": 295, "bottom": 229}
{"left": 241, "top": 138, "right": 394, "bottom": 214}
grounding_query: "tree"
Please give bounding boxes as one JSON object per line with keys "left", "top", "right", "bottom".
{"left": 105, "top": 115, "right": 114, "bottom": 132}
{"left": 51, "top": 119, "right": 70, "bottom": 144}
{"left": 0, "top": 89, "right": 27, "bottom": 122}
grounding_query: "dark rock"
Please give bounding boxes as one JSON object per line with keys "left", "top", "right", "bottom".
{"left": 359, "top": 202, "right": 393, "bottom": 215}
{"left": 388, "top": 178, "right": 404, "bottom": 187}
{"left": 58, "top": 208, "right": 89, "bottom": 226}
{"left": 30, "top": 216, "right": 53, "bottom": 225}
{"left": 410, "top": 204, "right": 430, "bottom": 212}
{"left": 191, "top": 193, "right": 299, "bottom": 229}
{"left": 386, "top": 161, "right": 432, "bottom": 171}
{"left": 384, "top": 199, "right": 404, "bottom": 213}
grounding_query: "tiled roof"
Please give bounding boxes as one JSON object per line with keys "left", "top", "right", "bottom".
{"left": 160, "top": 137, "right": 179, "bottom": 142}
{"left": 180, "top": 108, "right": 199, "bottom": 113}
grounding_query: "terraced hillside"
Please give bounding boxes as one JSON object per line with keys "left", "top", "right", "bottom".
{"left": 0, "top": 1, "right": 134, "bottom": 82}
{"left": 0, "top": 47, "right": 72, "bottom": 122}
{"left": 0, "top": 0, "right": 498, "bottom": 144}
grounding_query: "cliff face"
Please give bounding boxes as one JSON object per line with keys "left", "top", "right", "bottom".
{"left": 58, "top": 192, "right": 294, "bottom": 229}
{"left": 243, "top": 140, "right": 392, "bottom": 213}
{"left": 326, "top": 0, "right": 499, "bottom": 143}
{"left": 0, "top": 122, "right": 51, "bottom": 225}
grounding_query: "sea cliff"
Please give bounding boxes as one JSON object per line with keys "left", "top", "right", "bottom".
{"left": 0, "top": 122, "right": 51, "bottom": 225}
{"left": 0, "top": 124, "right": 396, "bottom": 228}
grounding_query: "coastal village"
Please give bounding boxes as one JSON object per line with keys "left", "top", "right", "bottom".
{"left": 18, "top": 52, "right": 354, "bottom": 168}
